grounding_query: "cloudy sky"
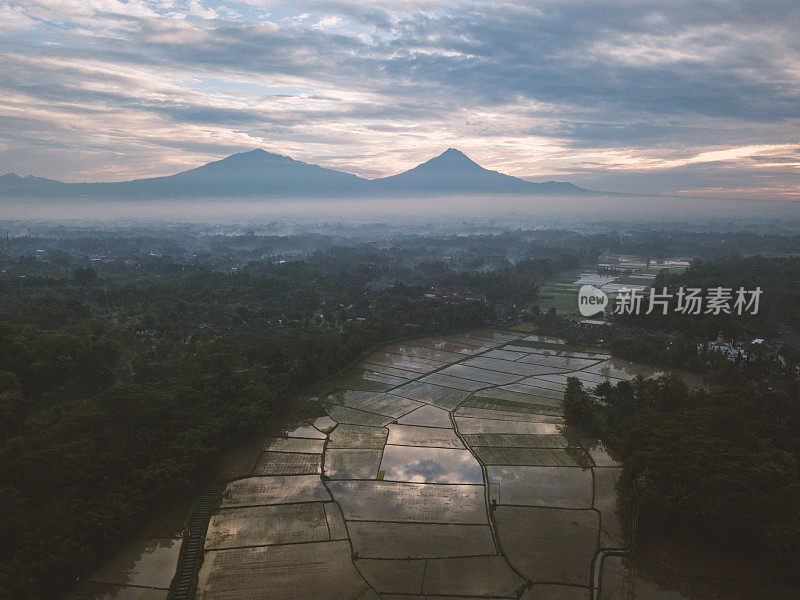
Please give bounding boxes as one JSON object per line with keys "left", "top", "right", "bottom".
{"left": 1, "top": 0, "right": 798, "bottom": 197}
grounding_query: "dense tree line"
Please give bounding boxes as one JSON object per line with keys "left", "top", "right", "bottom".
{"left": 615, "top": 255, "right": 800, "bottom": 338}
{"left": 564, "top": 375, "right": 800, "bottom": 577}
{"left": 0, "top": 238, "right": 569, "bottom": 599}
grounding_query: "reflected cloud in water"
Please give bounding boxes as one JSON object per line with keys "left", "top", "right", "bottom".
{"left": 380, "top": 445, "right": 483, "bottom": 484}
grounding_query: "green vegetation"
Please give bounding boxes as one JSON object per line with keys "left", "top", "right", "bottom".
{"left": 0, "top": 236, "right": 591, "bottom": 600}
{"left": 564, "top": 375, "right": 800, "bottom": 577}
{"left": 617, "top": 255, "right": 800, "bottom": 338}
{"left": 2, "top": 228, "right": 799, "bottom": 598}
{"left": 0, "top": 267, "right": 495, "bottom": 599}
{"left": 533, "top": 283, "right": 579, "bottom": 317}
{"left": 603, "top": 256, "right": 800, "bottom": 381}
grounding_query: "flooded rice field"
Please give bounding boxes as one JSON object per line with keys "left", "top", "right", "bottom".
{"left": 194, "top": 330, "right": 625, "bottom": 599}
{"left": 72, "top": 329, "right": 791, "bottom": 599}
{"left": 67, "top": 519, "right": 183, "bottom": 599}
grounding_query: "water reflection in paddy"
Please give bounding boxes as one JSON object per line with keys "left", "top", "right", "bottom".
{"left": 379, "top": 444, "right": 484, "bottom": 484}
{"left": 584, "top": 358, "right": 704, "bottom": 387}
{"left": 84, "top": 537, "right": 182, "bottom": 589}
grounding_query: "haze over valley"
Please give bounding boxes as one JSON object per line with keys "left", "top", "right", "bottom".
{"left": 2, "top": 2, "right": 800, "bottom": 600}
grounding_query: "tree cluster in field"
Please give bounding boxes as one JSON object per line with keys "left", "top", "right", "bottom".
{"left": 563, "top": 375, "right": 800, "bottom": 577}
{"left": 605, "top": 255, "right": 800, "bottom": 382}
{"left": 614, "top": 255, "right": 800, "bottom": 338}
{"left": 0, "top": 239, "right": 580, "bottom": 600}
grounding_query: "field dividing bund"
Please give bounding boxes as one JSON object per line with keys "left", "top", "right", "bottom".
{"left": 176, "top": 330, "right": 646, "bottom": 600}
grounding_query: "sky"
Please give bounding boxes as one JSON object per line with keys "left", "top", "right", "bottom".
{"left": 0, "top": 0, "right": 798, "bottom": 198}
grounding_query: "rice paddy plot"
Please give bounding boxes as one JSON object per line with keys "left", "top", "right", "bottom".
{"left": 204, "top": 502, "right": 331, "bottom": 550}
{"left": 363, "top": 351, "right": 445, "bottom": 374}
{"left": 355, "top": 558, "right": 426, "bottom": 595}
{"left": 419, "top": 372, "right": 488, "bottom": 392}
{"left": 465, "top": 396, "right": 561, "bottom": 415}
{"left": 219, "top": 475, "right": 330, "bottom": 508}
{"left": 211, "top": 447, "right": 262, "bottom": 481}
{"left": 252, "top": 451, "right": 321, "bottom": 476}
{"left": 517, "top": 354, "right": 601, "bottom": 371}
{"left": 196, "top": 540, "right": 369, "bottom": 600}
{"left": 479, "top": 387, "right": 562, "bottom": 407}
{"left": 324, "top": 502, "right": 349, "bottom": 539}
{"left": 443, "top": 334, "right": 500, "bottom": 350}
{"left": 336, "top": 391, "right": 424, "bottom": 418}
{"left": 455, "top": 416, "right": 560, "bottom": 435}
{"left": 569, "top": 370, "right": 616, "bottom": 386}
{"left": 461, "top": 356, "right": 532, "bottom": 375}
{"left": 526, "top": 374, "right": 570, "bottom": 387}
{"left": 470, "top": 329, "right": 522, "bottom": 342}
{"left": 328, "top": 480, "right": 487, "bottom": 524}
{"left": 389, "top": 381, "right": 471, "bottom": 410}
{"left": 455, "top": 406, "right": 563, "bottom": 422}
{"left": 326, "top": 388, "right": 384, "bottom": 405}
{"left": 482, "top": 348, "right": 530, "bottom": 361}
{"left": 515, "top": 377, "right": 567, "bottom": 393}
{"left": 327, "top": 404, "right": 394, "bottom": 427}
{"left": 495, "top": 506, "right": 598, "bottom": 586}
{"left": 522, "top": 335, "right": 567, "bottom": 345}
{"left": 379, "top": 342, "right": 465, "bottom": 363}
{"left": 335, "top": 376, "right": 393, "bottom": 392}
{"left": 82, "top": 536, "right": 182, "bottom": 590}
{"left": 463, "top": 433, "right": 570, "bottom": 448}
{"left": 379, "top": 445, "right": 484, "bottom": 484}
{"left": 583, "top": 441, "right": 622, "bottom": 467}
{"left": 261, "top": 436, "right": 325, "bottom": 454}
{"left": 324, "top": 448, "right": 383, "bottom": 479}
{"left": 416, "top": 333, "right": 487, "bottom": 346}
{"left": 594, "top": 467, "right": 627, "bottom": 548}
{"left": 473, "top": 447, "right": 592, "bottom": 467}
{"left": 67, "top": 583, "right": 169, "bottom": 599}
{"left": 421, "top": 556, "right": 521, "bottom": 597}
{"left": 503, "top": 344, "right": 559, "bottom": 354}
{"left": 463, "top": 356, "right": 557, "bottom": 377}
{"left": 310, "top": 415, "right": 337, "bottom": 431}
{"left": 327, "top": 423, "right": 388, "bottom": 449}
{"left": 411, "top": 335, "right": 489, "bottom": 354}
{"left": 487, "top": 466, "right": 593, "bottom": 508}
{"left": 500, "top": 382, "right": 565, "bottom": 401}
{"left": 521, "top": 583, "right": 591, "bottom": 599}
{"left": 265, "top": 420, "right": 327, "bottom": 439}
{"left": 439, "top": 364, "right": 521, "bottom": 385}
{"left": 355, "top": 369, "right": 411, "bottom": 387}
{"left": 582, "top": 359, "right": 665, "bottom": 380}
{"left": 396, "top": 404, "right": 454, "bottom": 428}
{"left": 386, "top": 424, "right": 464, "bottom": 448}
{"left": 564, "top": 351, "right": 610, "bottom": 360}
{"left": 357, "top": 362, "right": 421, "bottom": 379}
{"left": 347, "top": 522, "right": 496, "bottom": 558}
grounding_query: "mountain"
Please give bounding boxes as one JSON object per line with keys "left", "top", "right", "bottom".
{"left": 110, "top": 149, "right": 369, "bottom": 197}
{"left": 0, "top": 148, "right": 596, "bottom": 199}
{"left": 0, "top": 172, "right": 65, "bottom": 196}
{"left": 373, "top": 148, "right": 586, "bottom": 195}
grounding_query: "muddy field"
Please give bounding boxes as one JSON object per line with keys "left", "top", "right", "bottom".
{"left": 190, "top": 330, "right": 628, "bottom": 599}
{"left": 75, "top": 329, "right": 777, "bottom": 600}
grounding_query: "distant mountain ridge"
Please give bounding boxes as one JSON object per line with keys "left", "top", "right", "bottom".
{"left": 373, "top": 148, "right": 585, "bottom": 195}
{"left": 0, "top": 148, "right": 600, "bottom": 199}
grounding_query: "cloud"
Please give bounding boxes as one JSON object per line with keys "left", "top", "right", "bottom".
{"left": 0, "top": 0, "right": 798, "bottom": 197}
